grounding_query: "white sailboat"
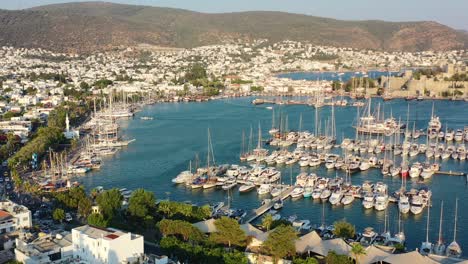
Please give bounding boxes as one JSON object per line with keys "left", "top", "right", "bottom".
{"left": 446, "top": 199, "right": 462, "bottom": 258}
{"left": 433, "top": 201, "right": 446, "bottom": 256}
{"left": 420, "top": 203, "right": 433, "bottom": 255}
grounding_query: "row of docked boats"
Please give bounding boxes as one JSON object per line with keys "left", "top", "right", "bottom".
{"left": 420, "top": 199, "right": 462, "bottom": 258}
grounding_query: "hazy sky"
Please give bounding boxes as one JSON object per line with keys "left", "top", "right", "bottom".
{"left": 5, "top": 0, "right": 468, "bottom": 30}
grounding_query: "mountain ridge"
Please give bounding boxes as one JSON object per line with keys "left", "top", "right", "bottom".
{"left": 0, "top": 1, "right": 466, "bottom": 53}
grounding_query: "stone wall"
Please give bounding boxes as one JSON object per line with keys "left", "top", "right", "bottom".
{"left": 380, "top": 76, "right": 467, "bottom": 97}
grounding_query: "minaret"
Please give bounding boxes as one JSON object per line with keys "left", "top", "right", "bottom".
{"left": 65, "top": 113, "right": 70, "bottom": 132}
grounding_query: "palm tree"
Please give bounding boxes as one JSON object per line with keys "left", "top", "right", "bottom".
{"left": 261, "top": 214, "right": 274, "bottom": 231}
{"left": 351, "top": 243, "right": 366, "bottom": 264}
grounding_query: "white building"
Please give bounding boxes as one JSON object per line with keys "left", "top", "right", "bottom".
{"left": 72, "top": 225, "right": 144, "bottom": 264}
{"left": 0, "top": 200, "right": 32, "bottom": 234}
{"left": 15, "top": 232, "right": 73, "bottom": 264}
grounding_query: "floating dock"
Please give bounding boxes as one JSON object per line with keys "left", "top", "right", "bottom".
{"left": 244, "top": 186, "right": 294, "bottom": 223}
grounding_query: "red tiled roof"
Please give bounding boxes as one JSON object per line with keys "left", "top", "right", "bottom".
{"left": 0, "top": 210, "right": 12, "bottom": 221}
{"left": 105, "top": 234, "right": 119, "bottom": 240}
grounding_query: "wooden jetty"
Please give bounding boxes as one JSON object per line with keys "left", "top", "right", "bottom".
{"left": 243, "top": 186, "right": 294, "bottom": 223}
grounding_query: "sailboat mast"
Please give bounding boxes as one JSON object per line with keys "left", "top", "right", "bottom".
{"left": 438, "top": 201, "right": 443, "bottom": 244}
{"left": 453, "top": 199, "right": 458, "bottom": 242}
{"left": 426, "top": 202, "right": 431, "bottom": 243}
{"left": 299, "top": 113, "right": 303, "bottom": 132}
{"left": 257, "top": 123, "right": 262, "bottom": 149}
{"left": 272, "top": 108, "right": 275, "bottom": 129}
{"left": 207, "top": 128, "right": 210, "bottom": 177}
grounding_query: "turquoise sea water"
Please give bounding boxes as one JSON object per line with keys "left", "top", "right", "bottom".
{"left": 78, "top": 97, "right": 468, "bottom": 255}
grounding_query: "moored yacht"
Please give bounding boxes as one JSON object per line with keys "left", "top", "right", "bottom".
{"left": 398, "top": 194, "right": 410, "bottom": 214}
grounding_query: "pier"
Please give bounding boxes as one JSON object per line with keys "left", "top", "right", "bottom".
{"left": 243, "top": 185, "right": 294, "bottom": 223}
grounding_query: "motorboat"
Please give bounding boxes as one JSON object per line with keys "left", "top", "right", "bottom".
{"left": 374, "top": 193, "right": 389, "bottom": 211}
{"left": 311, "top": 188, "right": 322, "bottom": 199}
{"left": 398, "top": 195, "right": 410, "bottom": 214}
{"left": 221, "top": 181, "right": 237, "bottom": 190}
{"left": 359, "top": 161, "right": 371, "bottom": 171}
{"left": 239, "top": 182, "right": 256, "bottom": 193}
{"left": 303, "top": 187, "right": 313, "bottom": 198}
{"left": 409, "top": 163, "right": 422, "bottom": 178}
{"left": 359, "top": 227, "right": 377, "bottom": 247}
{"left": 362, "top": 192, "right": 375, "bottom": 209}
{"left": 257, "top": 184, "right": 271, "bottom": 195}
{"left": 270, "top": 186, "right": 282, "bottom": 197}
{"left": 291, "top": 186, "right": 305, "bottom": 198}
{"left": 320, "top": 189, "right": 332, "bottom": 200}
{"left": 329, "top": 189, "right": 344, "bottom": 205}
{"left": 410, "top": 195, "right": 425, "bottom": 215}
{"left": 341, "top": 191, "right": 355, "bottom": 205}
{"left": 173, "top": 171, "right": 192, "bottom": 185}
{"left": 273, "top": 200, "right": 284, "bottom": 210}
{"left": 420, "top": 165, "right": 434, "bottom": 179}
{"left": 390, "top": 166, "right": 401, "bottom": 177}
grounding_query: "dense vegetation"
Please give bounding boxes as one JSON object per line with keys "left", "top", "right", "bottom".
{"left": 1, "top": 3, "right": 465, "bottom": 53}
{"left": 8, "top": 127, "right": 65, "bottom": 169}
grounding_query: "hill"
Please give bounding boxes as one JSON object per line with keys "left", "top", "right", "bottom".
{"left": 0, "top": 1, "right": 466, "bottom": 53}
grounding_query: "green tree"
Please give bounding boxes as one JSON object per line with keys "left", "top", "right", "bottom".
{"left": 93, "top": 79, "right": 113, "bottom": 89}
{"left": 128, "top": 189, "right": 156, "bottom": 219}
{"left": 292, "top": 257, "right": 319, "bottom": 264}
{"left": 96, "top": 188, "right": 123, "bottom": 220}
{"left": 210, "top": 217, "right": 247, "bottom": 248}
{"left": 8, "top": 127, "right": 65, "bottom": 169}
{"left": 351, "top": 243, "right": 366, "bottom": 264}
{"left": 158, "top": 219, "right": 204, "bottom": 242}
{"left": 52, "top": 208, "right": 65, "bottom": 223}
{"left": 325, "top": 251, "right": 353, "bottom": 264}
{"left": 262, "top": 225, "right": 297, "bottom": 263}
{"left": 333, "top": 219, "right": 355, "bottom": 239}
{"left": 271, "top": 219, "right": 292, "bottom": 230}
{"left": 185, "top": 64, "right": 207, "bottom": 81}
{"left": 78, "top": 197, "right": 93, "bottom": 218}
{"left": 250, "top": 86, "right": 264, "bottom": 92}
{"left": 262, "top": 214, "right": 274, "bottom": 231}
{"left": 87, "top": 213, "right": 108, "bottom": 228}
{"left": 223, "top": 251, "right": 249, "bottom": 264}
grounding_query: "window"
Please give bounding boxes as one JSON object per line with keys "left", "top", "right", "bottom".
{"left": 23, "top": 217, "right": 28, "bottom": 222}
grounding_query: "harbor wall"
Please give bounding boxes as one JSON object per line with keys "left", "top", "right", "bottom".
{"left": 381, "top": 76, "right": 467, "bottom": 97}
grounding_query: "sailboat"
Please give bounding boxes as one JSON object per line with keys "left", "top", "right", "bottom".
{"left": 420, "top": 203, "right": 433, "bottom": 255}
{"left": 269, "top": 108, "right": 279, "bottom": 135}
{"left": 203, "top": 128, "right": 217, "bottom": 189}
{"left": 433, "top": 201, "right": 446, "bottom": 255}
{"left": 446, "top": 199, "right": 462, "bottom": 258}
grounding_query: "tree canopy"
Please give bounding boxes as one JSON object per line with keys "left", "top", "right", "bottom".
{"left": 52, "top": 208, "right": 65, "bottom": 222}
{"left": 262, "top": 225, "right": 298, "bottom": 263}
{"left": 325, "top": 251, "right": 353, "bottom": 264}
{"left": 158, "top": 219, "right": 204, "bottom": 242}
{"left": 210, "top": 217, "right": 247, "bottom": 248}
{"left": 157, "top": 200, "right": 211, "bottom": 222}
{"left": 128, "top": 189, "right": 156, "bottom": 219}
{"left": 87, "top": 213, "right": 108, "bottom": 228}
{"left": 96, "top": 188, "right": 123, "bottom": 220}
{"left": 333, "top": 219, "right": 355, "bottom": 239}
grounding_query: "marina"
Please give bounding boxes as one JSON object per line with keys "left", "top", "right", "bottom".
{"left": 78, "top": 96, "right": 468, "bottom": 256}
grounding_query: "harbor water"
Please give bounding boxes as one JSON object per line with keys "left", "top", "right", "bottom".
{"left": 277, "top": 70, "right": 399, "bottom": 82}
{"left": 79, "top": 97, "right": 468, "bottom": 255}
